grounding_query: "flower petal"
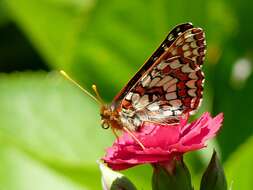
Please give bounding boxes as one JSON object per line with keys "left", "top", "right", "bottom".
{"left": 102, "top": 112, "right": 224, "bottom": 171}
{"left": 180, "top": 113, "right": 223, "bottom": 146}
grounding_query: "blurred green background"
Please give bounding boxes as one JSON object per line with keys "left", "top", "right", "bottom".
{"left": 0, "top": 0, "right": 252, "bottom": 189}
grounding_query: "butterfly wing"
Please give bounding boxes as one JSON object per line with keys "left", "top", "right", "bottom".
{"left": 113, "top": 23, "right": 194, "bottom": 102}
{"left": 113, "top": 23, "right": 206, "bottom": 130}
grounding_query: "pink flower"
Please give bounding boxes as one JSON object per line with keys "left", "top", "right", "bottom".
{"left": 102, "top": 112, "right": 224, "bottom": 170}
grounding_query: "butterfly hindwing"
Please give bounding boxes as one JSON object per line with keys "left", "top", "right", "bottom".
{"left": 136, "top": 56, "right": 204, "bottom": 124}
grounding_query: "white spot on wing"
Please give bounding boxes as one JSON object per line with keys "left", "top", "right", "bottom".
{"left": 151, "top": 70, "right": 158, "bottom": 77}
{"left": 190, "top": 41, "right": 197, "bottom": 48}
{"left": 151, "top": 95, "right": 158, "bottom": 102}
{"left": 156, "top": 75, "right": 173, "bottom": 86}
{"left": 163, "top": 110, "right": 173, "bottom": 116}
{"left": 184, "top": 31, "right": 192, "bottom": 38}
{"left": 193, "top": 48, "right": 199, "bottom": 56}
{"left": 170, "top": 60, "right": 181, "bottom": 69}
{"left": 182, "top": 64, "right": 194, "bottom": 73}
{"left": 169, "top": 99, "right": 182, "bottom": 107}
{"left": 125, "top": 92, "right": 133, "bottom": 100}
{"left": 190, "top": 97, "right": 197, "bottom": 108}
{"left": 188, "top": 89, "right": 196, "bottom": 97}
{"left": 198, "top": 98, "right": 203, "bottom": 108}
{"left": 166, "top": 92, "right": 177, "bottom": 100}
{"left": 133, "top": 117, "right": 141, "bottom": 126}
{"left": 162, "top": 44, "right": 169, "bottom": 51}
{"left": 141, "top": 75, "right": 151, "bottom": 87}
{"left": 161, "top": 105, "right": 170, "bottom": 111}
{"left": 182, "top": 44, "right": 189, "bottom": 51}
{"left": 163, "top": 78, "right": 178, "bottom": 91}
{"left": 185, "top": 36, "right": 194, "bottom": 42}
{"left": 136, "top": 95, "right": 149, "bottom": 108}
{"left": 189, "top": 72, "right": 198, "bottom": 79}
{"left": 192, "top": 56, "right": 197, "bottom": 62}
{"left": 147, "top": 103, "right": 160, "bottom": 111}
{"left": 184, "top": 51, "right": 191, "bottom": 57}
{"left": 171, "top": 49, "right": 177, "bottom": 55}
{"left": 174, "top": 110, "right": 182, "bottom": 115}
{"left": 176, "top": 37, "right": 183, "bottom": 46}
{"left": 186, "top": 80, "right": 196, "bottom": 88}
{"left": 131, "top": 93, "right": 140, "bottom": 104}
{"left": 168, "top": 34, "right": 175, "bottom": 41}
{"left": 167, "top": 84, "right": 176, "bottom": 92}
{"left": 149, "top": 77, "right": 161, "bottom": 87}
{"left": 157, "top": 61, "right": 169, "bottom": 70}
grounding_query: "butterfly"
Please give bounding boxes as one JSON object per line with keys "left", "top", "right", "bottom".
{"left": 61, "top": 22, "right": 206, "bottom": 141}
{"left": 99, "top": 22, "right": 205, "bottom": 131}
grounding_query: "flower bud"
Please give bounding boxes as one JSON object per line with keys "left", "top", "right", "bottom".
{"left": 200, "top": 150, "right": 227, "bottom": 190}
{"left": 152, "top": 158, "right": 193, "bottom": 190}
{"left": 99, "top": 161, "right": 137, "bottom": 190}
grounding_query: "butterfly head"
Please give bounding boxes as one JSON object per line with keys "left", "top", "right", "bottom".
{"left": 100, "top": 105, "right": 112, "bottom": 129}
{"left": 90, "top": 85, "right": 121, "bottom": 130}
{"left": 100, "top": 104, "right": 121, "bottom": 130}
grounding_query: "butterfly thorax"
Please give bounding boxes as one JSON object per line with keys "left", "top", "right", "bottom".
{"left": 100, "top": 105, "right": 123, "bottom": 130}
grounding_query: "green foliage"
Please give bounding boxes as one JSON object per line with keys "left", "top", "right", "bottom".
{"left": 0, "top": 0, "right": 252, "bottom": 189}
{"left": 0, "top": 72, "right": 111, "bottom": 189}
{"left": 225, "top": 136, "right": 253, "bottom": 190}
{"left": 0, "top": 143, "right": 85, "bottom": 190}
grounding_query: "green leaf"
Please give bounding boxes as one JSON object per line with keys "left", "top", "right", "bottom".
{"left": 0, "top": 72, "right": 113, "bottom": 189}
{"left": 152, "top": 159, "right": 193, "bottom": 190}
{"left": 200, "top": 150, "right": 227, "bottom": 190}
{"left": 123, "top": 165, "right": 152, "bottom": 190}
{"left": 224, "top": 136, "right": 253, "bottom": 190}
{"left": 0, "top": 143, "right": 85, "bottom": 190}
{"left": 4, "top": 0, "right": 94, "bottom": 68}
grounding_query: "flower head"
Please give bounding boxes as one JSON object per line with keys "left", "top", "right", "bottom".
{"left": 102, "top": 112, "right": 223, "bottom": 170}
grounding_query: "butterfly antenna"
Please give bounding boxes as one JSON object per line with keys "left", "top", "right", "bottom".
{"left": 92, "top": 84, "right": 105, "bottom": 105}
{"left": 60, "top": 70, "right": 101, "bottom": 105}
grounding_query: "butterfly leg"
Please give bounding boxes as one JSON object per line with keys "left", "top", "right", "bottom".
{"left": 123, "top": 126, "right": 146, "bottom": 150}
{"left": 111, "top": 127, "right": 119, "bottom": 142}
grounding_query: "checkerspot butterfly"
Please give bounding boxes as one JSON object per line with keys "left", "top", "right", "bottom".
{"left": 61, "top": 23, "right": 206, "bottom": 135}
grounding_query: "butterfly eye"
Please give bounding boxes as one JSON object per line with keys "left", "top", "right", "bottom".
{"left": 101, "top": 121, "right": 110, "bottom": 129}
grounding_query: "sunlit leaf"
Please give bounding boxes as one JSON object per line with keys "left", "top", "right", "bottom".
{"left": 0, "top": 144, "right": 86, "bottom": 190}
{"left": 0, "top": 72, "right": 113, "bottom": 189}
{"left": 224, "top": 136, "right": 253, "bottom": 190}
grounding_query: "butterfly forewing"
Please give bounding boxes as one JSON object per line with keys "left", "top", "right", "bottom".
{"left": 113, "top": 23, "right": 194, "bottom": 102}
{"left": 112, "top": 23, "right": 206, "bottom": 131}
